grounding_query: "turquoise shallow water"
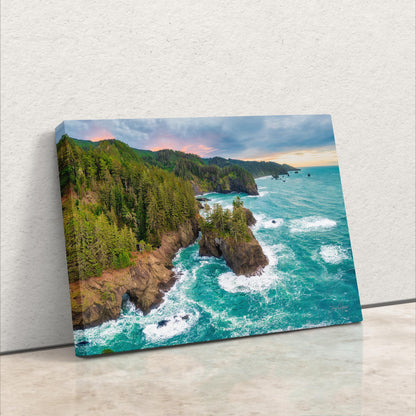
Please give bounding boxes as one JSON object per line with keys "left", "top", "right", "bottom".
{"left": 74, "top": 165, "right": 362, "bottom": 356}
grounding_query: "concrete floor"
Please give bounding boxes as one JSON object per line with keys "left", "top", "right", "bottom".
{"left": 1, "top": 302, "right": 415, "bottom": 416}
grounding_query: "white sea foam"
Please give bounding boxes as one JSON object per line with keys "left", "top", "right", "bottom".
{"left": 262, "top": 243, "right": 280, "bottom": 267}
{"left": 262, "top": 218, "right": 284, "bottom": 229}
{"left": 319, "top": 245, "right": 349, "bottom": 264}
{"left": 289, "top": 216, "right": 336, "bottom": 233}
{"left": 200, "top": 304, "right": 253, "bottom": 335}
{"left": 252, "top": 214, "right": 284, "bottom": 231}
{"left": 269, "top": 243, "right": 296, "bottom": 262}
{"left": 217, "top": 241, "right": 280, "bottom": 294}
{"left": 206, "top": 200, "right": 233, "bottom": 211}
{"left": 74, "top": 300, "right": 143, "bottom": 347}
{"left": 218, "top": 271, "right": 279, "bottom": 294}
{"left": 143, "top": 310, "right": 199, "bottom": 342}
{"left": 247, "top": 191, "right": 269, "bottom": 198}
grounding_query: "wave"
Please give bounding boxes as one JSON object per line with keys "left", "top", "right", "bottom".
{"left": 217, "top": 240, "right": 280, "bottom": 294}
{"left": 217, "top": 272, "right": 280, "bottom": 294}
{"left": 247, "top": 191, "right": 269, "bottom": 198}
{"left": 74, "top": 299, "right": 143, "bottom": 347}
{"left": 255, "top": 175, "right": 272, "bottom": 180}
{"left": 142, "top": 310, "right": 199, "bottom": 342}
{"left": 319, "top": 245, "right": 349, "bottom": 264}
{"left": 252, "top": 214, "right": 284, "bottom": 231}
{"left": 205, "top": 199, "right": 233, "bottom": 211}
{"left": 289, "top": 216, "right": 336, "bottom": 233}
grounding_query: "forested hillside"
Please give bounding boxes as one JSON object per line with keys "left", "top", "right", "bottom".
{"left": 56, "top": 135, "right": 295, "bottom": 282}
{"left": 204, "top": 156, "right": 298, "bottom": 178}
{"left": 133, "top": 148, "right": 258, "bottom": 195}
{"left": 66, "top": 141, "right": 259, "bottom": 195}
{"left": 57, "top": 135, "right": 197, "bottom": 282}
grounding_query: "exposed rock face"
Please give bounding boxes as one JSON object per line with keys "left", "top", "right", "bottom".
{"left": 199, "top": 230, "right": 268, "bottom": 276}
{"left": 243, "top": 207, "right": 256, "bottom": 226}
{"left": 228, "top": 176, "right": 258, "bottom": 195}
{"left": 70, "top": 218, "right": 199, "bottom": 329}
{"left": 199, "top": 208, "right": 268, "bottom": 276}
{"left": 190, "top": 181, "right": 203, "bottom": 196}
{"left": 191, "top": 178, "right": 259, "bottom": 196}
{"left": 214, "top": 177, "right": 258, "bottom": 196}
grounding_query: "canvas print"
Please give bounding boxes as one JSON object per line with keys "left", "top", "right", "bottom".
{"left": 55, "top": 115, "right": 362, "bottom": 356}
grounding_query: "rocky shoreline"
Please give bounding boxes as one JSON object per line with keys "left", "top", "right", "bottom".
{"left": 70, "top": 218, "right": 199, "bottom": 330}
{"left": 71, "top": 206, "right": 268, "bottom": 330}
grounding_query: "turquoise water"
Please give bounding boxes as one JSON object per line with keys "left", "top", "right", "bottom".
{"left": 74, "top": 165, "right": 362, "bottom": 356}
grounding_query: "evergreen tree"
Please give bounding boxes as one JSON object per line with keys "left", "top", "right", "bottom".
{"left": 57, "top": 135, "right": 198, "bottom": 282}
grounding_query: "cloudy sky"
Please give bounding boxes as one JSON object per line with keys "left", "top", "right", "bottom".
{"left": 56, "top": 115, "right": 338, "bottom": 167}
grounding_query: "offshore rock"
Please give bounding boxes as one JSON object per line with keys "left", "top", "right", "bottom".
{"left": 199, "top": 229, "right": 268, "bottom": 276}
{"left": 198, "top": 208, "right": 268, "bottom": 276}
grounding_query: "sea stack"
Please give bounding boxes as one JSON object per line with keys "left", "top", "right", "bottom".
{"left": 198, "top": 198, "right": 268, "bottom": 276}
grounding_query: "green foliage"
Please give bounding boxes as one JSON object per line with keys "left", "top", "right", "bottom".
{"left": 100, "top": 282, "right": 116, "bottom": 302}
{"left": 131, "top": 147, "right": 257, "bottom": 194}
{"left": 101, "top": 291, "right": 116, "bottom": 302}
{"left": 200, "top": 197, "right": 251, "bottom": 242}
{"left": 205, "top": 156, "right": 297, "bottom": 178}
{"left": 57, "top": 135, "right": 197, "bottom": 282}
{"left": 145, "top": 243, "right": 153, "bottom": 252}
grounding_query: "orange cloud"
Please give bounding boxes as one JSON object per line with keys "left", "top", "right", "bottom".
{"left": 90, "top": 136, "right": 115, "bottom": 142}
{"left": 87, "top": 128, "right": 115, "bottom": 142}
{"left": 149, "top": 136, "right": 217, "bottom": 157}
{"left": 180, "top": 143, "right": 217, "bottom": 156}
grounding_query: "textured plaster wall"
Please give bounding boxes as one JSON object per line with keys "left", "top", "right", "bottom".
{"left": 1, "top": 1, "right": 415, "bottom": 352}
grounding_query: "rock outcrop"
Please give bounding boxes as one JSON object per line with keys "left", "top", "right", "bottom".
{"left": 198, "top": 208, "right": 268, "bottom": 276}
{"left": 70, "top": 218, "right": 199, "bottom": 329}
{"left": 199, "top": 229, "right": 268, "bottom": 276}
{"left": 191, "top": 176, "right": 258, "bottom": 196}
{"left": 243, "top": 207, "right": 256, "bottom": 226}
{"left": 215, "top": 175, "right": 258, "bottom": 195}
{"left": 190, "top": 181, "right": 203, "bottom": 196}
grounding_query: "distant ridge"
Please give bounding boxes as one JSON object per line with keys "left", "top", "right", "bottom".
{"left": 69, "top": 138, "right": 299, "bottom": 178}
{"left": 204, "top": 156, "right": 299, "bottom": 178}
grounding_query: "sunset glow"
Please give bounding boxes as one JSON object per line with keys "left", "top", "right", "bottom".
{"left": 86, "top": 128, "right": 115, "bottom": 142}
{"left": 150, "top": 137, "right": 217, "bottom": 157}
{"left": 90, "top": 136, "right": 115, "bottom": 142}
{"left": 57, "top": 115, "right": 338, "bottom": 167}
{"left": 244, "top": 146, "right": 338, "bottom": 167}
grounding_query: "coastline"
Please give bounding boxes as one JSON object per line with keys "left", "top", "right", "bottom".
{"left": 73, "top": 165, "right": 361, "bottom": 355}
{"left": 70, "top": 217, "right": 199, "bottom": 330}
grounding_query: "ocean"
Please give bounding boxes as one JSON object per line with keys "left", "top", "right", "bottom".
{"left": 74, "top": 165, "right": 362, "bottom": 356}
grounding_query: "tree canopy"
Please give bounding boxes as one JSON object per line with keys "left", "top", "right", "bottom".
{"left": 199, "top": 196, "right": 251, "bottom": 242}
{"left": 57, "top": 135, "right": 197, "bottom": 282}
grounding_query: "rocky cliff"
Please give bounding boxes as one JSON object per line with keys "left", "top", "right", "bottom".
{"left": 70, "top": 218, "right": 199, "bottom": 329}
{"left": 220, "top": 175, "right": 258, "bottom": 196}
{"left": 243, "top": 207, "right": 257, "bottom": 226}
{"left": 199, "top": 208, "right": 268, "bottom": 276}
{"left": 190, "top": 172, "right": 258, "bottom": 196}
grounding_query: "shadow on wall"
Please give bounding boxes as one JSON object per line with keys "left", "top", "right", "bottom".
{"left": 1, "top": 131, "right": 74, "bottom": 352}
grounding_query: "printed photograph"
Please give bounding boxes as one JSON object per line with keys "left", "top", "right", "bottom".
{"left": 55, "top": 115, "right": 362, "bottom": 356}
